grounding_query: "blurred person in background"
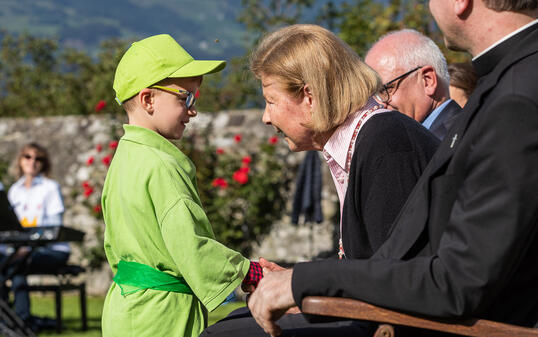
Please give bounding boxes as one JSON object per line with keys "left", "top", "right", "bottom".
{"left": 448, "top": 62, "right": 478, "bottom": 107}
{"left": 5, "top": 142, "right": 68, "bottom": 330}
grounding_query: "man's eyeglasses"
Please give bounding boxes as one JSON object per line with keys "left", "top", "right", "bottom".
{"left": 22, "top": 154, "right": 45, "bottom": 162}
{"left": 375, "top": 66, "right": 423, "bottom": 104}
{"left": 151, "top": 85, "right": 197, "bottom": 109}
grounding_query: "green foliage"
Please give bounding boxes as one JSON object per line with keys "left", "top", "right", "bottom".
{"left": 239, "top": 0, "right": 315, "bottom": 39}
{"left": 0, "top": 158, "right": 11, "bottom": 188}
{"left": 179, "top": 131, "right": 292, "bottom": 256}
{"left": 79, "top": 140, "right": 119, "bottom": 270}
{"left": 196, "top": 56, "right": 263, "bottom": 112}
{"left": 197, "top": 0, "right": 318, "bottom": 112}
{"left": 334, "top": 0, "right": 469, "bottom": 63}
{"left": 0, "top": 30, "right": 127, "bottom": 117}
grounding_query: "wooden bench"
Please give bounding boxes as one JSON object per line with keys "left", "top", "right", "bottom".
{"left": 26, "top": 265, "right": 87, "bottom": 333}
{"left": 302, "top": 296, "right": 538, "bottom": 337}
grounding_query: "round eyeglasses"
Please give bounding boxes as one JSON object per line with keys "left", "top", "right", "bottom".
{"left": 151, "top": 85, "right": 197, "bottom": 109}
{"left": 375, "top": 66, "right": 423, "bottom": 104}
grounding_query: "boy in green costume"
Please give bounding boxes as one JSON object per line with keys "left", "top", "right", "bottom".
{"left": 101, "top": 34, "right": 262, "bottom": 337}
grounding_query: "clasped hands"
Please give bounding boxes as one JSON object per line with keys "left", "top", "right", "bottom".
{"left": 242, "top": 257, "right": 298, "bottom": 337}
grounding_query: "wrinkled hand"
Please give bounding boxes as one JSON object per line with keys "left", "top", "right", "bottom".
{"left": 248, "top": 268, "right": 295, "bottom": 337}
{"left": 259, "top": 257, "right": 285, "bottom": 273}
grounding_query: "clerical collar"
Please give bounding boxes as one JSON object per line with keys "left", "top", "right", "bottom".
{"left": 472, "top": 20, "right": 538, "bottom": 77}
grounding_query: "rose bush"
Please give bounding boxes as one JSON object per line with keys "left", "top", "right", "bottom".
{"left": 80, "top": 140, "right": 118, "bottom": 269}
{"left": 179, "top": 129, "right": 293, "bottom": 256}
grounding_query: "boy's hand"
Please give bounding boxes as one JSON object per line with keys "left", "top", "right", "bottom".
{"left": 259, "top": 257, "right": 284, "bottom": 273}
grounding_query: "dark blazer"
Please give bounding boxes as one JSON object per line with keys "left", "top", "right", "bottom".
{"left": 292, "top": 23, "right": 538, "bottom": 329}
{"left": 429, "top": 99, "right": 461, "bottom": 140}
{"left": 341, "top": 112, "right": 439, "bottom": 259}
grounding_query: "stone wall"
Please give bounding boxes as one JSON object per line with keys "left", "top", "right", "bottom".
{"left": 0, "top": 111, "right": 338, "bottom": 295}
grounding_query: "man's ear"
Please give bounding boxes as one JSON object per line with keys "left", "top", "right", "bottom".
{"left": 454, "top": 0, "right": 471, "bottom": 16}
{"left": 138, "top": 88, "right": 155, "bottom": 115}
{"left": 420, "top": 66, "right": 438, "bottom": 97}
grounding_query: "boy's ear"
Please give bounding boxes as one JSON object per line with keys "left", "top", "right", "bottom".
{"left": 138, "top": 88, "right": 155, "bottom": 115}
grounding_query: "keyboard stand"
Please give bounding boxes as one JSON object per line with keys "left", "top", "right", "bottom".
{"left": 0, "top": 248, "right": 37, "bottom": 337}
{"left": 0, "top": 300, "right": 36, "bottom": 337}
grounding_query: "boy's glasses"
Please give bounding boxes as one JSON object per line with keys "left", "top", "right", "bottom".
{"left": 22, "top": 154, "right": 45, "bottom": 162}
{"left": 151, "top": 85, "right": 197, "bottom": 109}
{"left": 375, "top": 66, "right": 423, "bottom": 104}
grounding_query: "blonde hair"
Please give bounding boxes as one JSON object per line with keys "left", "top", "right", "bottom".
{"left": 250, "top": 24, "right": 381, "bottom": 133}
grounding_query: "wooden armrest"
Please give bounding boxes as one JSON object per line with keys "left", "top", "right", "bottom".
{"left": 302, "top": 296, "right": 538, "bottom": 337}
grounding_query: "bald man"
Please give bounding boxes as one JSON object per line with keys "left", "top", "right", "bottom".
{"left": 365, "top": 29, "right": 461, "bottom": 140}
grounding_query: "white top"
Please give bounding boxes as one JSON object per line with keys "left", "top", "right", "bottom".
{"left": 8, "top": 175, "right": 69, "bottom": 252}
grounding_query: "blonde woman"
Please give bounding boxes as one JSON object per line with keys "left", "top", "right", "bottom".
{"left": 6, "top": 143, "right": 68, "bottom": 330}
{"left": 202, "top": 24, "right": 439, "bottom": 337}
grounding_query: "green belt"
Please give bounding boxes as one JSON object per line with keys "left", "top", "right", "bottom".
{"left": 113, "top": 260, "right": 193, "bottom": 296}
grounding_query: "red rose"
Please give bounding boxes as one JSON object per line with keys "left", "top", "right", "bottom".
{"left": 95, "top": 100, "right": 107, "bottom": 112}
{"left": 82, "top": 181, "right": 91, "bottom": 189}
{"left": 84, "top": 187, "right": 94, "bottom": 197}
{"left": 241, "top": 156, "right": 252, "bottom": 165}
{"left": 93, "top": 205, "right": 102, "bottom": 214}
{"left": 232, "top": 170, "right": 249, "bottom": 185}
{"left": 268, "top": 136, "right": 278, "bottom": 145}
{"left": 212, "top": 177, "right": 228, "bottom": 189}
{"left": 102, "top": 155, "right": 112, "bottom": 166}
{"left": 239, "top": 166, "right": 250, "bottom": 173}
{"left": 216, "top": 148, "right": 225, "bottom": 155}
{"left": 234, "top": 134, "right": 242, "bottom": 143}
{"left": 96, "top": 144, "right": 103, "bottom": 152}
{"left": 108, "top": 140, "right": 119, "bottom": 149}
{"left": 86, "top": 156, "right": 94, "bottom": 165}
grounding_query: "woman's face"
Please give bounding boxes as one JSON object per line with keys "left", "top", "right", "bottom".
{"left": 261, "top": 75, "right": 319, "bottom": 152}
{"left": 19, "top": 148, "right": 44, "bottom": 178}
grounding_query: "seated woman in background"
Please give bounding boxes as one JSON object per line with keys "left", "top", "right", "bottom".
{"left": 448, "top": 62, "right": 478, "bottom": 108}
{"left": 6, "top": 142, "right": 69, "bottom": 329}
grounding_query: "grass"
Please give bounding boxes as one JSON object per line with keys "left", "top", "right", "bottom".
{"left": 29, "top": 294, "right": 245, "bottom": 336}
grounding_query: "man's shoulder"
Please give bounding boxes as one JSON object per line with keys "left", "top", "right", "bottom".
{"left": 500, "top": 51, "right": 538, "bottom": 99}
{"left": 486, "top": 28, "right": 538, "bottom": 99}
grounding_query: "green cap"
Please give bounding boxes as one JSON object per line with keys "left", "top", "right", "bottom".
{"left": 113, "top": 34, "right": 226, "bottom": 104}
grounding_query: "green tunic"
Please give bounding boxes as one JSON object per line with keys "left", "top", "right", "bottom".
{"left": 101, "top": 125, "right": 249, "bottom": 337}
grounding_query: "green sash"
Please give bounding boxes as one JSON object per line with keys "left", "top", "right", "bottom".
{"left": 113, "top": 260, "right": 193, "bottom": 296}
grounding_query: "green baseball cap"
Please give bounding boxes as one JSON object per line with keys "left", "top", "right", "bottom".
{"left": 113, "top": 34, "right": 226, "bottom": 104}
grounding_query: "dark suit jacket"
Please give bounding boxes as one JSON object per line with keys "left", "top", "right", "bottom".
{"left": 341, "top": 112, "right": 439, "bottom": 259}
{"left": 292, "top": 23, "right": 538, "bottom": 329}
{"left": 429, "top": 99, "right": 461, "bottom": 140}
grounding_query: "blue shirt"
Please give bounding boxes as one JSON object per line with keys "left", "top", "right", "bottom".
{"left": 422, "top": 99, "right": 453, "bottom": 130}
